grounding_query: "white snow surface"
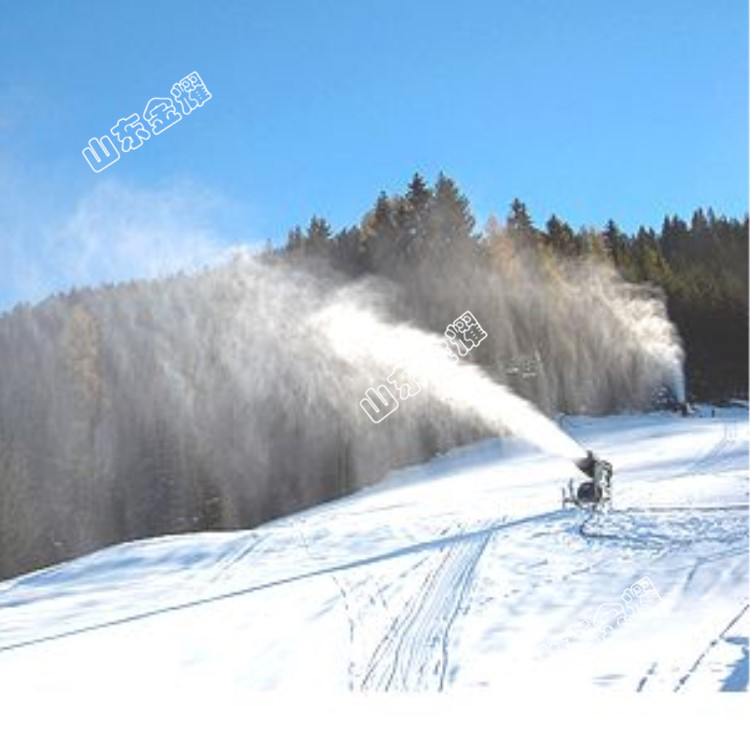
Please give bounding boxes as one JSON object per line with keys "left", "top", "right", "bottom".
{"left": 0, "top": 406, "right": 747, "bottom": 695}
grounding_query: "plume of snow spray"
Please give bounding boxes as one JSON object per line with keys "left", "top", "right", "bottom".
{"left": 311, "top": 298, "right": 585, "bottom": 461}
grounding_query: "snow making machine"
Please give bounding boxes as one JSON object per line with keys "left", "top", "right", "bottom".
{"left": 562, "top": 450, "right": 613, "bottom": 511}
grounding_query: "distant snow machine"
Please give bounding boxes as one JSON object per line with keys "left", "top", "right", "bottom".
{"left": 562, "top": 451, "right": 613, "bottom": 511}
{"left": 651, "top": 385, "right": 692, "bottom": 416}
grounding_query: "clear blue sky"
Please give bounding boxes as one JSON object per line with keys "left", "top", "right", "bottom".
{"left": 0, "top": 0, "right": 746, "bottom": 311}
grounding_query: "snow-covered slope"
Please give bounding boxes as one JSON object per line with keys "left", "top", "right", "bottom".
{"left": 0, "top": 406, "right": 746, "bottom": 694}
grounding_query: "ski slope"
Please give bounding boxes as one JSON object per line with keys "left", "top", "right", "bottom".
{"left": 0, "top": 406, "right": 747, "bottom": 695}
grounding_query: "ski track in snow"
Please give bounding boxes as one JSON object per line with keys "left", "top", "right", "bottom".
{"left": 0, "top": 406, "right": 746, "bottom": 694}
{"left": 358, "top": 522, "right": 491, "bottom": 691}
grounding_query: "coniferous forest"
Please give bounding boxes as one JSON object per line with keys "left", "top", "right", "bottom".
{"left": 0, "top": 173, "right": 746, "bottom": 580}
{"left": 278, "top": 174, "right": 747, "bottom": 402}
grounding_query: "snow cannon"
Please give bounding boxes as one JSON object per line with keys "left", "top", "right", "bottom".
{"left": 569, "top": 450, "right": 613, "bottom": 508}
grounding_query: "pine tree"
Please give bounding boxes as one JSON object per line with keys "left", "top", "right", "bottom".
{"left": 307, "top": 216, "right": 332, "bottom": 243}
{"left": 361, "top": 192, "right": 398, "bottom": 271}
{"left": 285, "top": 226, "right": 305, "bottom": 254}
{"left": 365, "top": 192, "right": 394, "bottom": 237}
{"left": 546, "top": 214, "right": 578, "bottom": 257}
{"left": 406, "top": 173, "right": 431, "bottom": 215}
{"left": 430, "top": 173, "right": 475, "bottom": 241}
{"left": 507, "top": 198, "right": 537, "bottom": 248}
{"left": 634, "top": 227, "right": 670, "bottom": 284}
{"left": 403, "top": 173, "right": 432, "bottom": 246}
{"left": 604, "top": 219, "right": 637, "bottom": 280}
{"left": 304, "top": 216, "right": 333, "bottom": 258}
{"left": 482, "top": 214, "right": 518, "bottom": 275}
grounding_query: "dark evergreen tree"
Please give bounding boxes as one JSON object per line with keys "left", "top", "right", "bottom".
{"left": 406, "top": 173, "right": 431, "bottom": 215}
{"left": 285, "top": 226, "right": 305, "bottom": 254}
{"left": 507, "top": 198, "right": 537, "bottom": 248}
{"left": 430, "top": 173, "right": 476, "bottom": 241}
{"left": 633, "top": 227, "right": 670, "bottom": 284}
{"left": 546, "top": 214, "right": 578, "bottom": 257}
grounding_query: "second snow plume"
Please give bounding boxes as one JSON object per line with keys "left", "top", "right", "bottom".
{"left": 312, "top": 295, "right": 584, "bottom": 462}
{"left": 572, "top": 263, "right": 686, "bottom": 403}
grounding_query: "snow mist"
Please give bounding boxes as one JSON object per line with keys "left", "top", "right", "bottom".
{"left": 0, "top": 252, "right": 684, "bottom": 579}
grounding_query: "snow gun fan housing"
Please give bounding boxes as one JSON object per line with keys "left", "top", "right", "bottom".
{"left": 573, "top": 451, "right": 613, "bottom": 506}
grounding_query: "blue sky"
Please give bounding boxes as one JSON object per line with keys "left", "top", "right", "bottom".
{"left": 0, "top": 0, "right": 746, "bottom": 311}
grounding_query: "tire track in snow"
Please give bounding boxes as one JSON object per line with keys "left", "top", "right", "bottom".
{"left": 673, "top": 603, "right": 750, "bottom": 692}
{"left": 360, "top": 524, "right": 491, "bottom": 692}
{"left": 685, "top": 421, "right": 740, "bottom": 476}
{"left": 202, "top": 534, "right": 266, "bottom": 588}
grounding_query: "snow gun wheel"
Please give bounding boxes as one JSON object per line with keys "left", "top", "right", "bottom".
{"left": 564, "top": 452, "right": 613, "bottom": 512}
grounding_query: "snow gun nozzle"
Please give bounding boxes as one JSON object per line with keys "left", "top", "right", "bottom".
{"left": 575, "top": 450, "right": 598, "bottom": 478}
